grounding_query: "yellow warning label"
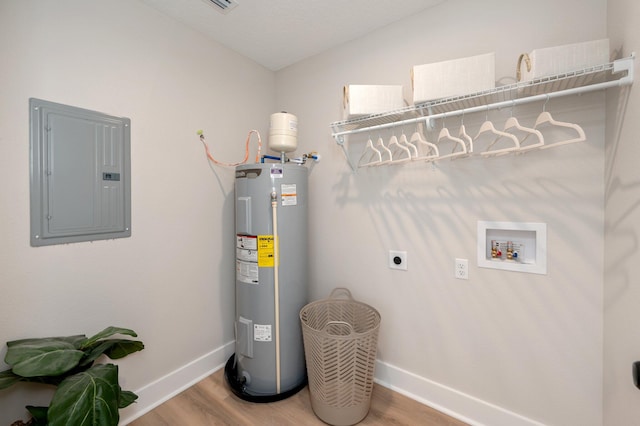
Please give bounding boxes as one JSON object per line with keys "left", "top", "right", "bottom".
{"left": 258, "top": 235, "right": 277, "bottom": 267}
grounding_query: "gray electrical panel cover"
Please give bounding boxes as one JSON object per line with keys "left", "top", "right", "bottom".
{"left": 29, "top": 98, "right": 131, "bottom": 246}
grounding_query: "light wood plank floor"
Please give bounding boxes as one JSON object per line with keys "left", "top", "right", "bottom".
{"left": 130, "top": 368, "right": 468, "bottom": 425}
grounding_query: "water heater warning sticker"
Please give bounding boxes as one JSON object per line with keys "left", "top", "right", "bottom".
{"left": 257, "top": 235, "right": 276, "bottom": 267}
{"left": 254, "top": 324, "right": 272, "bottom": 342}
{"left": 236, "top": 235, "right": 259, "bottom": 283}
{"left": 281, "top": 184, "right": 297, "bottom": 206}
{"left": 237, "top": 235, "right": 257, "bottom": 250}
{"left": 236, "top": 260, "right": 258, "bottom": 284}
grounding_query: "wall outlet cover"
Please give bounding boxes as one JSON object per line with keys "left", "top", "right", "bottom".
{"left": 389, "top": 250, "right": 407, "bottom": 271}
{"left": 455, "top": 258, "right": 469, "bottom": 280}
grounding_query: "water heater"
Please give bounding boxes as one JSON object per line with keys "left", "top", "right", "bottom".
{"left": 225, "top": 162, "right": 308, "bottom": 401}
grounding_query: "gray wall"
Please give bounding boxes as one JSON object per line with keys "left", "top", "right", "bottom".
{"left": 4, "top": 0, "right": 637, "bottom": 424}
{"left": 0, "top": 1, "right": 274, "bottom": 423}
{"left": 605, "top": 0, "right": 640, "bottom": 424}
{"left": 277, "top": 0, "right": 607, "bottom": 424}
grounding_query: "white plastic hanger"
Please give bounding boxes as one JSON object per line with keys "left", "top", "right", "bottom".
{"left": 410, "top": 130, "right": 439, "bottom": 161}
{"left": 357, "top": 137, "right": 382, "bottom": 167}
{"left": 531, "top": 95, "right": 585, "bottom": 150}
{"left": 474, "top": 107, "right": 520, "bottom": 157}
{"left": 500, "top": 101, "right": 544, "bottom": 152}
{"left": 375, "top": 136, "right": 393, "bottom": 165}
{"left": 476, "top": 121, "right": 520, "bottom": 156}
{"left": 388, "top": 134, "right": 412, "bottom": 163}
{"left": 504, "top": 116, "right": 544, "bottom": 152}
{"left": 458, "top": 124, "right": 474, "bottom": 154}
{"left": 534, "top": 106, "right": 586, "bottom": 150}
{"left": 454, "top": 113, "right": 473, "bottom": 159}
{"left": 436, "top": 116, "right": 467, "bottom": 160}
{"left": 399, "top": 131, "right": 418, "bottom": 159}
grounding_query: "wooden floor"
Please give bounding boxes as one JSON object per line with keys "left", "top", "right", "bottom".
{"left": 130, "top": 368, "right": 468, "bottom": 425}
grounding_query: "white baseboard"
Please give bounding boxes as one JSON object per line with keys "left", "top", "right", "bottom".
{"left": 374, "top": 360, "right": 545, "bottom": 426}
{"left": 119, "top": 342, "right": 542, "bottom": 426}
{"left": 119, "top": 340, "right": 235, "bottom": 425}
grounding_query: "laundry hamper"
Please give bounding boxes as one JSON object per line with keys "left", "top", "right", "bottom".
{"left": 300, "top": 288, "right": 381, "bottom": 426}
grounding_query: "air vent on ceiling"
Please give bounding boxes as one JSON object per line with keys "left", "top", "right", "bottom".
{"left": 204, "top": 0, "right": 239, "bottom": 14}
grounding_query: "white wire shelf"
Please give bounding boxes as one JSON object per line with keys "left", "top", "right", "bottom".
{"left": 330, "top": 56, "right": 634, "bottom": 145}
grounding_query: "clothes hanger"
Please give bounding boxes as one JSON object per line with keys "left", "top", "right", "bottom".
{"left": 388, "top": 133, "right": 412, "bottom": 163}
{"left": 458, "top": 125, "right": 474, "bottom": 154}
{"left": 504, "top": 116, "right": 544, "bottom": 152}
{"left": 357, "top": 136, "right": 382, "bottom": 167}
{"left": 410, "top": 127, "right": 439, "bottom": 162}
{"left": 534, "top": 96, "right": 586, "bottom": 150}
{"left": 399, "top": 130, "right": 418, "bottom": 159}
{"left": 375, "top": 136, "right": 393, "bottom": 165}
{"left": 502, "top": 102, "right": 544, "bottom": 152}
{"left": 475, "top": 107, "right": 520, "bottom": 157}
{"left": 436, "top": 115, "right": 467, "bottom": 160}
{"left": 454, "top": 112, "right": 473, "bottom": 159}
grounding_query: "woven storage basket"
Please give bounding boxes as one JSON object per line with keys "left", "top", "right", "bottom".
{"left": 300, "top": 288, "right": 381, "bottom": 426}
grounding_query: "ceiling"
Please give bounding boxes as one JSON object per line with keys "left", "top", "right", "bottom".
{"left": 140, "top": 0, "right": 445, "bottom": 71}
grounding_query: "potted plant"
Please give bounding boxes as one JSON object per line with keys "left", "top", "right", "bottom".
{"left": 0, "top": 326, "right": 144, "bottom": 426}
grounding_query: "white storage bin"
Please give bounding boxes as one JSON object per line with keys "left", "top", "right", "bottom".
{"left": 411, "top": 52, "right": 495, "bottom": 103}
{"left": 342, "top": 85, "right": 404, "bottom": 119}
{"left": 517, "top": 39, "right": 610, "bottom": 82}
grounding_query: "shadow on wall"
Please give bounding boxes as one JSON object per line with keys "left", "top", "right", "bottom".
{"left": 604, "top": 85, "right": 637, "bottom": 309}
{"left": 330, "top": 110, "right": 604, "bottom": 252}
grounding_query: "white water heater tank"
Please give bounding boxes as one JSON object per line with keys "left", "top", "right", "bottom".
{"left": 269, "top": 112, "right": 298, "bottom": 153}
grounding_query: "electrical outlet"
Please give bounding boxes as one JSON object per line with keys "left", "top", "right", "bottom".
{"left": 455, "top": 258, "right": 468, "bottom": 280}
{"left": 389, "top": 251, "right": 407, "bottom": 271}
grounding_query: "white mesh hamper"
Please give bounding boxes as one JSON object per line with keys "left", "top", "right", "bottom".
{"left": 300, "top": 288, "right": 381, "bottom": 426}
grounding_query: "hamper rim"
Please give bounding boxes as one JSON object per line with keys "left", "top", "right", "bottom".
{"left": 301, "top": 323, "right": 381, "bottom": 338}
{"left": 300, "top": 298, "right": 381, "bottom": 335}
{"left": 300, "top": 298, "right": 381, "bottom": 317}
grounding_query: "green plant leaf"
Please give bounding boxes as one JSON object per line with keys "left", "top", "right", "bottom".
{"left": 57, "top": 335, "right": 89, "bottom": 348}
{"left": 21, "top": 375, "right": 67, "bottom": 386}
{"left": 26, "top": 406, "right": 49, "bottom": 425}
{"left": 79, "top": 340, "right": 144, "bottom": 368}
{"left": 118, "top": 389, "right": 138, "bottom": 409}
{"left": 6, "top": 338, "right": 84, "bottom": 377}
{"left": 1, "top": 368, "right": 71, "bottom": 388}
{"left": 0, "top": 368, "right": 22, "bottom": 389}
{"left": 8, "top": 335, "right": 87, "bottom": 346}
{"left": 80, "top": 327, "right": 138, "bottom": 350}
{"left": 105, "top": 340, "right": 144, "bottom": 359}
{"left": 48, "top": 363, "right": 120, "bottom": 426}
{"left": 78, "top": 340, "right": 112, "bottom": 368}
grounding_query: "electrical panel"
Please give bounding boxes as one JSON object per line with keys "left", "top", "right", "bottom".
{"left": 29, "top": 98, "right": 131, "bottom": 246}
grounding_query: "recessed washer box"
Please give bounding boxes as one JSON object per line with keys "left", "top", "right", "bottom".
{"left": 29, "top": 98, "right": 131, "bottom": 247}
{"left": 477, "top": 221, "right": 547, "bottom": 274}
